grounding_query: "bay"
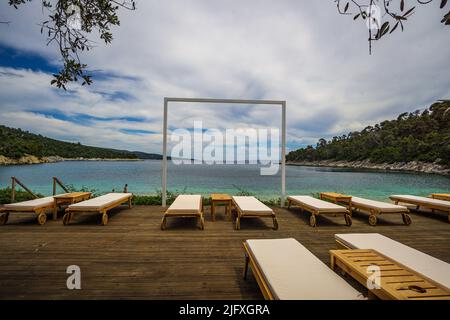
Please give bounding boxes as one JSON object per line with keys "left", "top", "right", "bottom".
{"left": 0, "top": 160, "right": 449, "bottom": 201}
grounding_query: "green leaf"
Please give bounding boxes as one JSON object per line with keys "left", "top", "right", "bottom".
{"left": 441, "top": 0, "right": 448, "bottom": 9}
{"left": 390, "top": 21, "right": 399, "bottom": 34}
{"left": 377, "top": 21, "right": 390, "bottom": 39}
{"left": 403, "top": 7, "right": 415, "bottom": 17}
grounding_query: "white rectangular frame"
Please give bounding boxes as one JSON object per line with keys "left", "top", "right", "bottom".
{"left": 162, "top": 97, "right": 286, "bottom": 207}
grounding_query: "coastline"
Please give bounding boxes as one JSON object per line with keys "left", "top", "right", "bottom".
{"left": 287, "top": 159, "right": 450, "bottom": 176}
{"left": 0, "top": 155, "right": 143, "bottom": 166}
{"left": 2, "top": 155, "right": 449, "bottom": 176}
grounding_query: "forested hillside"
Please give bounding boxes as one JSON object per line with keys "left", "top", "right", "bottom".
{"left": 0, "top": 125, "right": 145, "bottom": 160}
{"left": 286, "top": 101, "right": 450, "bottom": 167}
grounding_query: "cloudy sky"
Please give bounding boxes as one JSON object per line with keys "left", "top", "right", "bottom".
{"left": 0, "top": 0, "right": 449, "bottom": 155}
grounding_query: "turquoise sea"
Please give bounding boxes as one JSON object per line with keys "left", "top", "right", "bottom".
{"left": 0, "top": 160, "right": 449, "bottom": 201}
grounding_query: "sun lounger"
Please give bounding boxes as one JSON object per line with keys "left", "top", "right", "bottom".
{"left": 161, "top": 195, "right": 204, "bottom": 230}
{"left": 349, "top": 196, "right": 411, "bottom": 226}
{"left": 390, "top": 195, "right": 450, "bottom": 223}
{"left": 63, "top": 193, "right": 132, "bottom": 225}
{"left": 335, "top": 233, "right": 450, "bottom": 290}
{"left": 0, "top": 194, "right": 67, "bottom": 225}
{"left": 287, "top": 195, "right": 352, "bottom": 227}
{"left": 243, "top": 238, "right": 364, "bottom": 300}
{"left": 232, "top": 196, "right": 278, "bottom": 230}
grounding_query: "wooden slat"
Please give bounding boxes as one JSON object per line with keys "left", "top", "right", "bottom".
{"left": 330, "top": 249, "right": 450, "bottom": 300}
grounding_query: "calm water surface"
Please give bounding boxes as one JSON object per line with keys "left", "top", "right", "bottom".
{"left": 0, "top": 160, "right": 449, "bottom": 201}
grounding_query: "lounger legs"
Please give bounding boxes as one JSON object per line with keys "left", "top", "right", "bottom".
{"left": 344, "top": 213, "right": 352, "bottom": 226}
{"left": 52, "top": 204, "right": 58, "bottom": 221}
{"left": 369, "top": 214, "right": 377, "bottom": 226}
{"left": 36, "top": 209, "right": 47, "bottom": 225}
{"left": 402, "top": 213, "right": 412, "bottom": 225}
{"left": 199, "top": 216, "right": 205, "bottom": 230}
{"left": 160, "top": 216, "right": 167, "bottom": 230}
{"left": 272, "top": 216, "right": 279, "bottom": 230}
{"left": 287, "top": 199, "right": 291, "bottom": 209}
{"left": 63, "top": 212, "right": 72, "bottom": 225}
{"left": 243, "top": 254, "right": 250, "bottom": 280}
{"left": 101, "top": 212, "right": 109, "bottom": 226}
{"left": 160, "top": 215, "right": 205, "bottom": 230}
{"left": 235, "top": 216, "right": 241, "bottom": 230}
{"left": 310, "top": 214, "right": 317, "bottom": 227}
{"left": 0, "top": 212, "right": 9, "bottom": 225}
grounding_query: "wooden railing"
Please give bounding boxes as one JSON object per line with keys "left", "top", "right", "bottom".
{"left": 52, "top": 177, "right": 69, "bottom": 195}
{"left": 11, "top": 177, "right": 38, "bottom": 202}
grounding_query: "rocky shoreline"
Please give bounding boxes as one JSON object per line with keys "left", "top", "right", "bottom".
{"left": 287, "top": 159, "right": 450, "bottom": 176}
{"left": 0, "top": 155, "right": 142, "bottom": 165}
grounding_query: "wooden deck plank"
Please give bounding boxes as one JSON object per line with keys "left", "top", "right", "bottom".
{"left": 0, "top": 204, "right": 449, "bottom": 300}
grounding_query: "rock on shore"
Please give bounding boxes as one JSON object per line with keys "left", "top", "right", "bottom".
{"left": 287, "top": 159, "right": 450, "bottom": 176}
{"left": 0, "top": 155, "right": 141, "bottom": 165}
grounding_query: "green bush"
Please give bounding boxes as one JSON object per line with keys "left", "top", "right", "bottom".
{"left": 0, "top": 188, "right": 43, "bottom": 204}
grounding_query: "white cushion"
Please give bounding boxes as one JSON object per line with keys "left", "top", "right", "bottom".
{"left": 391, "top": 195, "right": 450, "bottom": 209}
{"left": 68, "top": 193, "right": 132, "bottom": 211}
{"left": 166, "top": 195, "right": 202, "bottom": 214}
{"left": 288, "top": 195, "right": 348, "bottom": 213}
{"left": 351, "top": 196, "right": 408, "bottom": 212}
{"left": 233, "top": 196, "right": 273, "bottom": 215}
{"left": 335, "top": 233, "right": 450, "bottom": 290}
{"left": 4, "top": 194, "right": 66, "bottom": 211}
{"left": 246, "top": 238, "right": 363, "bottom": 300}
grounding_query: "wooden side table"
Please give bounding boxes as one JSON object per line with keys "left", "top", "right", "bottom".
{"left": 330, "top": 249, "right": 450, "bottom": 300}
{"left": 53, "top": 192, "right": 92, "bottom": 220}
{"left": 210, "top": 194, "right": 232, "bottom": 221}
{"left": 320, "top": 192, "right": 352, "bottom": 211}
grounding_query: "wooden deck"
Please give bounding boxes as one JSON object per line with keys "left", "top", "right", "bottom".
{"left": 0, "top": 204, "right": 449, "bottom": 299}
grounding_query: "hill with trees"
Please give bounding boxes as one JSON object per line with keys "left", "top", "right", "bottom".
{"left": 0, "top": 125, "right": 163, "bottom": 162}
{"left": 287, "top": 100, "right": 450, "bottom": 168}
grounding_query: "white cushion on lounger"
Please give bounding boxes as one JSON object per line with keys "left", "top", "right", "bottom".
{"left": 246, "top": 238, "right": 363, "bottom": 300}
{"left": 233, "top": 196, "right": 273, "bottom": 215}
{"left": 68, "top": 193, "right": 132, "bottom": 211}
{"left": 166, "top": 195, "right": 202, "bottom": 214}
{"left": 335, "top": 233, "right": 450, "bottom": 290}
{"left": 351, "top": 196, "right": 408, "bottom": 212}
{"left": 391, "top": 195, "right": 450, "bottom": 209}
{"left": 4, "top": 195, "right": 65, "bottom": 211}
{"left": 288, "top": 195, "right": 348, "bottom": 212}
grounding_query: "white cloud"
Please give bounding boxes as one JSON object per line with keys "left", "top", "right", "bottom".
{"left": 0, "top": 0, "right": 449, "bottom": 153}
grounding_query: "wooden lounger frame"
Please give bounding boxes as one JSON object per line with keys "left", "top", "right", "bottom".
{"left": 335, "top": 238, "right": 352, "bottom": 249}
{"left": 243, "top": 241, "right": 274, "bottom": 300}
{"left": 232, "top": 199, "right": 278, "bottom": 230}
{"left": 63, "top": 194, "right": 133, "bottom": 226}
{"left": 0, "top": 176, "right": 55, "bottom": 225}
{"left": 160, "top": 198, "right": 205, "bottom": 230}
{"left": 330, "top": 249, "right": 450, "bottom": 300}
{"left": 0, "top": 203, "right": 54, "bottom": 226}
{"left": 350, "top": 201, "right": 411, "bottom": 226}
{"left": 390, "top": 196, "right": 450, "bottom": 223}
{"left": 287, "top": 198, "right": 352, "bottom": 227}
